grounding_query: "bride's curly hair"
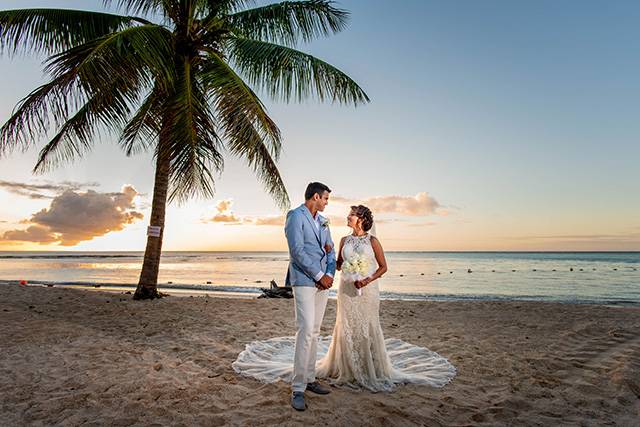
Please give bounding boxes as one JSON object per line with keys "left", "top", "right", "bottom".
{"left": 350, "top": 205, "right": 374, "bottom": 232}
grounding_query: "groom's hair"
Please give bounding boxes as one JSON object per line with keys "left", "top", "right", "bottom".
{"left": 305, "top": 182, "right": 331, "bottom": 200}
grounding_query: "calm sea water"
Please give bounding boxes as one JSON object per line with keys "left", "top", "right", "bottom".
{"left": 0, "top": 251, "right": 639, "bottom": 305}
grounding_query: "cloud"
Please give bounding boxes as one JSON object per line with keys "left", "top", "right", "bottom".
{"left": 332, "top": 192, "right": 442, "bottom": 216}
{"left": 253, "top": 215, "right": 286, "bottom": 226}
{"left": 206, "top": 199, "right": 243, "bottom": 224}
{"left": 0, "top": 180, "right": 99, "bottom": 200}
{"left": 202, "top": 193, "right": 440, "bottom": 227}
{"left": 1, "top": 185, "right": 143, "bottom": 246}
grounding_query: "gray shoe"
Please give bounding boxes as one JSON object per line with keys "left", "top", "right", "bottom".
{"left": 306, "top": 381, "right": 331, "bottom": 395}
{"left": 291, "top": 392, "right": 306, "bottom": 411}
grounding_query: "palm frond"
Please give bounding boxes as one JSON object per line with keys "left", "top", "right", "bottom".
{"left": 0, "top": 72, "right": 82, "bottom": 156}
{"left": 103, "top": 0, "right": 165, "bottom": 16}
{"left": 45, "top": 24, "right": 175, "bottom": 92}
{"left": 226, "top": 0, "right": 348, "bottom": 46}
{"left": 226, "top": 36, "right": 369, "bottom": 105}
{"left": 200, "top": 52, "right": 281, "bottom": 158}
{"left": 119, "top": 85, "right": 164, "bottom": 156}
{"left": 33, "top": 72, "right": 147, "bottom": 173}
{"left": 1, "top": 24, "right": 173, "bottom": 158}
{"left": 224, "top": 111, "right": 290, "bottom": 209}
{"left": 0, "top": 8, "right": 146, "bottom": 56}
{"left": 164, "top": 59, "right": 224, "bottom": 203}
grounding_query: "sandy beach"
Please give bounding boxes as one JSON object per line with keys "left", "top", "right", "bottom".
{"left": 1, "top": 283, "right": 639, "bottom": 426}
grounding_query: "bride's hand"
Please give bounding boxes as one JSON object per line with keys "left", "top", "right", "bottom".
{"left": 354, "top": 278, "right": 371, "bottom": 289}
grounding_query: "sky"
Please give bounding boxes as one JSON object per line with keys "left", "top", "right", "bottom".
{"left": 0, "top": 0, "right": 639, "bottom": 251}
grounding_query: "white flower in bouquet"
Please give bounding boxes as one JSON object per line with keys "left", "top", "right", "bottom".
{"left": 342, "top": 253, "right": 370, "bottom": 276}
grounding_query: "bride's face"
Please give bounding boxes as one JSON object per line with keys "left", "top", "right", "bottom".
{"left": 347, "top": 210, "right": 360, "bottom": 229}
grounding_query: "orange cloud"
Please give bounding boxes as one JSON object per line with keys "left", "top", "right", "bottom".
{"left": 332, "top": 192, "right": 442, "bottom": 216}
{"left": 1, "top": 185, "right": 143, "bottom": 246}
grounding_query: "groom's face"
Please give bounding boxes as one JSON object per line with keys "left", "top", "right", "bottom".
{"left": 315, "top": 191, "right": 330, "bottom": 211}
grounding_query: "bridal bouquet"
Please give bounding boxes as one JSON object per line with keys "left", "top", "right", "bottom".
{"left": 342, "top": 253, "right": 371, "bottom": 296}
{"left": 342, "top": 253, "right": 370, "bottom": 276}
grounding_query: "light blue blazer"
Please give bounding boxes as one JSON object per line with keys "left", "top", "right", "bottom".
{"left": 284, "top": 204, "right": 337, "bottom": 287}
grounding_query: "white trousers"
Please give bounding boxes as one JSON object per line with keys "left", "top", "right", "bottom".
{"left": 292, "top": 286, "right": 329, "bottom": 392}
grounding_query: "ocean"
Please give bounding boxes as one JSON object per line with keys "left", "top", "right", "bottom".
{"left": 0, "top": 251, "right": 639, "bottom": 305}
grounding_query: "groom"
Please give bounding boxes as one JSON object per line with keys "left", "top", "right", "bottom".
{"left": 285, "top": 182, "right": 336, "bottom": 411}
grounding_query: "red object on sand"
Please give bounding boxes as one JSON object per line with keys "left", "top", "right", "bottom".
{"left": 19, "top": 280, "right": 28, "bottom": 285}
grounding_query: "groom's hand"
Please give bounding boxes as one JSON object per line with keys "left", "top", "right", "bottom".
{"left": 318, "top": 275, "right": 333, "bottom": 289}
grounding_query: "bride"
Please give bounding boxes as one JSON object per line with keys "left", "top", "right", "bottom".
{"left": 233, "top": 205, "right": 456, "bottom": 392}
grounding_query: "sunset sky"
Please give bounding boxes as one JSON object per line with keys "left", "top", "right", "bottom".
{"left": 1, "top": 0, "right": 639, "bottom": 251}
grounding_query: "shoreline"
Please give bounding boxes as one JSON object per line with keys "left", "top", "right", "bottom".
{"left": 2, "top": 284, "right": 639, "bottom": 425}
{"left": 2, "top": 279, "right": 639, "bottom": 307}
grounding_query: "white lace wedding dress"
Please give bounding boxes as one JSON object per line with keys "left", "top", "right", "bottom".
{"left": 232, "top": 234, "right": 456, "bottom": 391}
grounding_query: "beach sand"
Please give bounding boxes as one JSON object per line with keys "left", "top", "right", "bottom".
{"left": 1, "top": 284, "right": 639, "bottom": 426}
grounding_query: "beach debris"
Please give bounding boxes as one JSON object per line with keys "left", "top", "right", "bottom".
{"left": 420, "top": 273, "right": 425, "bottom": 276}
{"left": 492, "top": 270, "right": 495, "bottom": 272}
{"left": 570, "top": 268, "right": 573, "bottom": 271}
{"left": 579, "top": 268, "right": 583, "bottom": 271}
{"left": 255, "top": 280, "right": 263, "bottom": 283}
{"left": 258, "top": 280, "right": 293, "bottom": 299}
{"left": 552, "top": 269, "right": 556, "bottom": 272}
{"left": 532, "top": 269, "right": 537, "bottom": 272}
{"left": 613, "top": 268, "right": 618, "bottom": 271}
{"left": 167, "top": 281, "right": 173, "bottom": 284}
{"left": 153, "top": 363, "right": 163, "bottom": 371}
{"left": 47, "top": 284, "right": 54, "bottom": 287}
{"left": 512, "top": 270, "right": 516, "bottom": 272}
{"left": 19, "top": 280, "right": 28, "bottom": 286}
{"left": 93, "top": 284, "right": 101, "bottom": 288}
{"left": 206, "top": 281, "right": 212, "bottom": 284}
{"left": 450, "top": 271, "right": 453, "bottom": 274}
{"left": 467, "top": 269, "right": 472, "bottom": 273}
{"left": 399, "top": 274, "right": 404, "bottom": 277}
{"left": 437, "top": 272, "right": 441, "bottom": 275}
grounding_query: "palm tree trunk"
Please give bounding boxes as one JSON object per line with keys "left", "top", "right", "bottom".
{"left": 133, "top": 133, "right": 171, "bottom": 300}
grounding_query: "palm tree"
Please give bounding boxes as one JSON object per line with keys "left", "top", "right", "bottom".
{"left": 0, "top": 0, "right": 369, "bottom": 299}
